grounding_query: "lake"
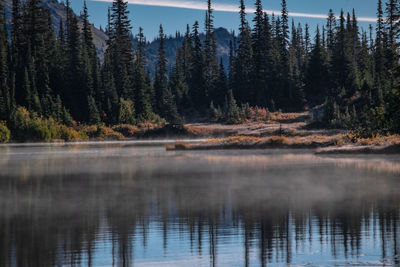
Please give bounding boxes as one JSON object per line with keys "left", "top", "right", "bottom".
{"left": 0, "top": 142, "right": 399, "bottom": 267}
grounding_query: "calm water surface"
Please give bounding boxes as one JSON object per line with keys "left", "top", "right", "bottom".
{"left": 0, "top": 142, "right": 399, "bottom": 267}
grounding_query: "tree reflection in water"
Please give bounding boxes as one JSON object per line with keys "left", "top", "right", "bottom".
{"left": 0, "top": 144, "right": 399, "bottom": 267}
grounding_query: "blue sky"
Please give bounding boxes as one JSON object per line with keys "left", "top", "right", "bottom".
{"left": 69, "top": 0, "right": 379, "bottom": 40}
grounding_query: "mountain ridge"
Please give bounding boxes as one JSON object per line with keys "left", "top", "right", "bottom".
{"left": 2, "top": 0, "right": 233, "bottom": 70}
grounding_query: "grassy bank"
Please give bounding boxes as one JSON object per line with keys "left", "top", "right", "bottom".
{"left": 166, "top": 134, "right": 400, "bottom": 152}
{"left": 165, "top": 112, "right": 400, "bottom": 153}
{"left": 2, "top": 109, "right": 400, "bottom": 154}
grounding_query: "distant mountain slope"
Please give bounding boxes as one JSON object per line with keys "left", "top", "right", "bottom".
{"left": 2, "top": 0, "right": 234, "bottom": 72}
{"left": 3, "top": 0, "right": 108, "bottom": 59}
{"left": 138, "top": 27, "right": 234, "bottom": 75}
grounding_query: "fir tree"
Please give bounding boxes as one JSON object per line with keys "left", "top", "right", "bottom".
{"left": 252, "top": 0, "right": 268, "bottom": 106}
{"left": 134, "top": 28, "right": 152, "bottom": 121}
{"left": 214, "top": 59, "right": 228, "bottom": 106}
{"left": 305, "top": 26, "right": 330, "bottom": 106}
{"left": 232, "top": 0, "right": 253, "bottom": 104}
{"left": 204, "top": 0, "right": 218, "bottom": 102}
{"left": 188, "top": 21, "right": 205, "bottom": 109}
{"left": 374, "top": 0, "right": 386, "bottom": 104}
{"left": 0, "top": 0, "right": 10, "bottom": 120}
{"left": 169, "top": 48, "right": 189, "bottom": 111}
{"left": 65, "top": 14, "right": 87, "bottom": 121}
{"left": 385, "top": 0, "right": 399, "bottom": 90}
{"left": 154, "top": 25, "right": 180, "bottom": 124}
{"left": 87, "top": 95, "right": 100, "bottom": 124}
{"left": 108, "top": 0, "right": 133, "bottom": 98}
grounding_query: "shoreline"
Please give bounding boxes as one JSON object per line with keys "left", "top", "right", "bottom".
{"left": 2, "top": 112, "right": 400, "bottom": 154}
{"left": 165, "top": 138, "right": 400, "bottom": 154}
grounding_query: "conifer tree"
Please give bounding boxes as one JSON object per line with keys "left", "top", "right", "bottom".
{"left": 108, "top": 0, "right": 133, "bottom": 98}
{"left": 280, "top": 0, "right": 289, "bottom": 53}
{"left": 182, "top": 24, "right": 192, "bottom": 84}
{"left": 0, "top": 0, "right": 10, "bottom": 120}
{"left": 331, "top": 10, "right": 356, "bottom": 99}
{"left": 232, "top": 0, "right": 253, "bottom": 104}
{"left": 204, "top": 0, "right": 218, "bottom": 102}
{"left": 374, "top": 0, "right": 386, "bottom": 105}
{"left": 169, "top": 48, "right": 189, "bottom": 111}
{"left": 304, "top": 23, "right": 311, "bottom": 55}
{"left": 133, "top": 28, "right": 152, "bottom": 121}
{"left": 385, "top": 0, "right": 399, "bottom": 90}
{"left": 154, "top": 25, "right": 180, "bottom": 123}
{"left": 65, "top": 13, "right": 88, "bottom": 121}
{"left": 82, "top": 0, "right": 99, "bottom": 98}
{"left": 188, "top": 21, "right": 205, "bottom": 109}
{"left": 305, "top": 26, "right": 329, "bottom": 105}
{"left": 154, "top": 25, "right": 168, "bottom": 114}
{"left": 214, "top": 59, "right": 228, "bottom": 106}
{"left": 252, "top": 0, "right": 268, "bottom": 106}
{"left": 88, "top": 95, "right": 100, "bottom": 124}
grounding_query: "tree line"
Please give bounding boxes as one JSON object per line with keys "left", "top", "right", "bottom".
{"left": 0, "top": 0, "right": 399, "bottom": 135}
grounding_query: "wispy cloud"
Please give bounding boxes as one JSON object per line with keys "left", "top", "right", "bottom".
{"left": 91, "top": 0, "right": 377, "bottom": 23}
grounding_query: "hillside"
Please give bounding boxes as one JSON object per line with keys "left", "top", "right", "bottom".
{"left": 3, "top": 0, "right": 234, "bottom": 69}
{"left": 3, "top": 0, "right": 108, "bottom": 59}
{"left": 138, "top": 27, "right": 233, "bottom": 74}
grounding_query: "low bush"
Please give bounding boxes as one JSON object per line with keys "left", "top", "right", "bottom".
{"left": 97, "top": 125, "right": 124, "bottom": 140}
{"left": 112, "top": 124, "right": 138, "bottom": 137}
{"left": 81, "top": 124, "right": 124, "bottom": 140}
{"left": 80, "top": 125, "right": 99, "bottom": 138}
{"left": 0, "top": 121, "right": 11, "bottom": 143}
{"left": 56, "top": 125, "right": 87, "bottom": 141}
{"left": 9, "top": 107, "right": 86, "bottom": 142}
{"left": 10, "top": 107, "right": 52, "bottom": 141}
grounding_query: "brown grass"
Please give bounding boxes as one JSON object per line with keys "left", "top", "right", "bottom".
{"left": 269, "top": 112, "right": 306, "bottom": 123}
{"left": 178, "top": 134, "right": 342, "bottom": 150}
{"left": 346, "top": 133, "right": 400, "bottom": 146}
{"left": 167, "top": 132, "right": 400, "bottom": 151}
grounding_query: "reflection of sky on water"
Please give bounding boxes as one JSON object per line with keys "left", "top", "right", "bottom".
{"left": 0, "top": 143, "right": 399, "bottom": 266}
{"left": 85, "top": 214, "right": 396, "bottom": 267}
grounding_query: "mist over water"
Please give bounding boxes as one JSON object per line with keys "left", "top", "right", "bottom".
{"left": 0, "top": 143, "right": 399, "bottom": 267}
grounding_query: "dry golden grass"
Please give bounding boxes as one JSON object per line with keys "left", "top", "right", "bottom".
{"left": 184, "top": 124, "right": 232, "bottom": 137}
{"left": 347, "top": 134, "right": 400, "bottom": 146}
{"left": 199, "top": 134, "right": 342, "bottom": 149}
{"left": 269, "top": 112, "right": 305, "bottom": 122}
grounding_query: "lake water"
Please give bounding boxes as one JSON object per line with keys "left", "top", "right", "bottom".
{"left": 0, "top": 142, "right": 399, "bottom": 267}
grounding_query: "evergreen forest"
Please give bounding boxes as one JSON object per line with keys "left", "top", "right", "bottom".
{"left": 0, "top": 0, "right": 399, "bottom": 142}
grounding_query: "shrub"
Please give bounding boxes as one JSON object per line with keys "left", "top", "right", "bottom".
{"left": 81, "top": 124, "right": 124, "bottom": 140}
{"left": 0, "top": 121, "right": 10, "bottom": 143}
{"left": 97, "top": 125, "right": 124, "bottom": 140}
{"left": 112, "top": 124, "right": 138, "bottom": 137}
{"left": 118, "top": 98, "right": 135, "bottom": 124}
{"left": 81, "top": 125, "right": 99, "bottom": 138}
{"left": 10, "top": 107, "right": 52, "bottom": 142}
{"left": 29, "top": 118, "right": 52, "bottom": 141}
{"left": 56, "top": 125, "right": 87, "bottom": 141}
{"left": 9, "top": 106, "right": 85, "bottom": 142}
{"left": 209, "top": 101, "right": 223, "bottom": 121}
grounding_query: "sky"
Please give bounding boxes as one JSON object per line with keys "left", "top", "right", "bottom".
{"left": 68, "top": 0, "right": 379, "bottom": 40}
